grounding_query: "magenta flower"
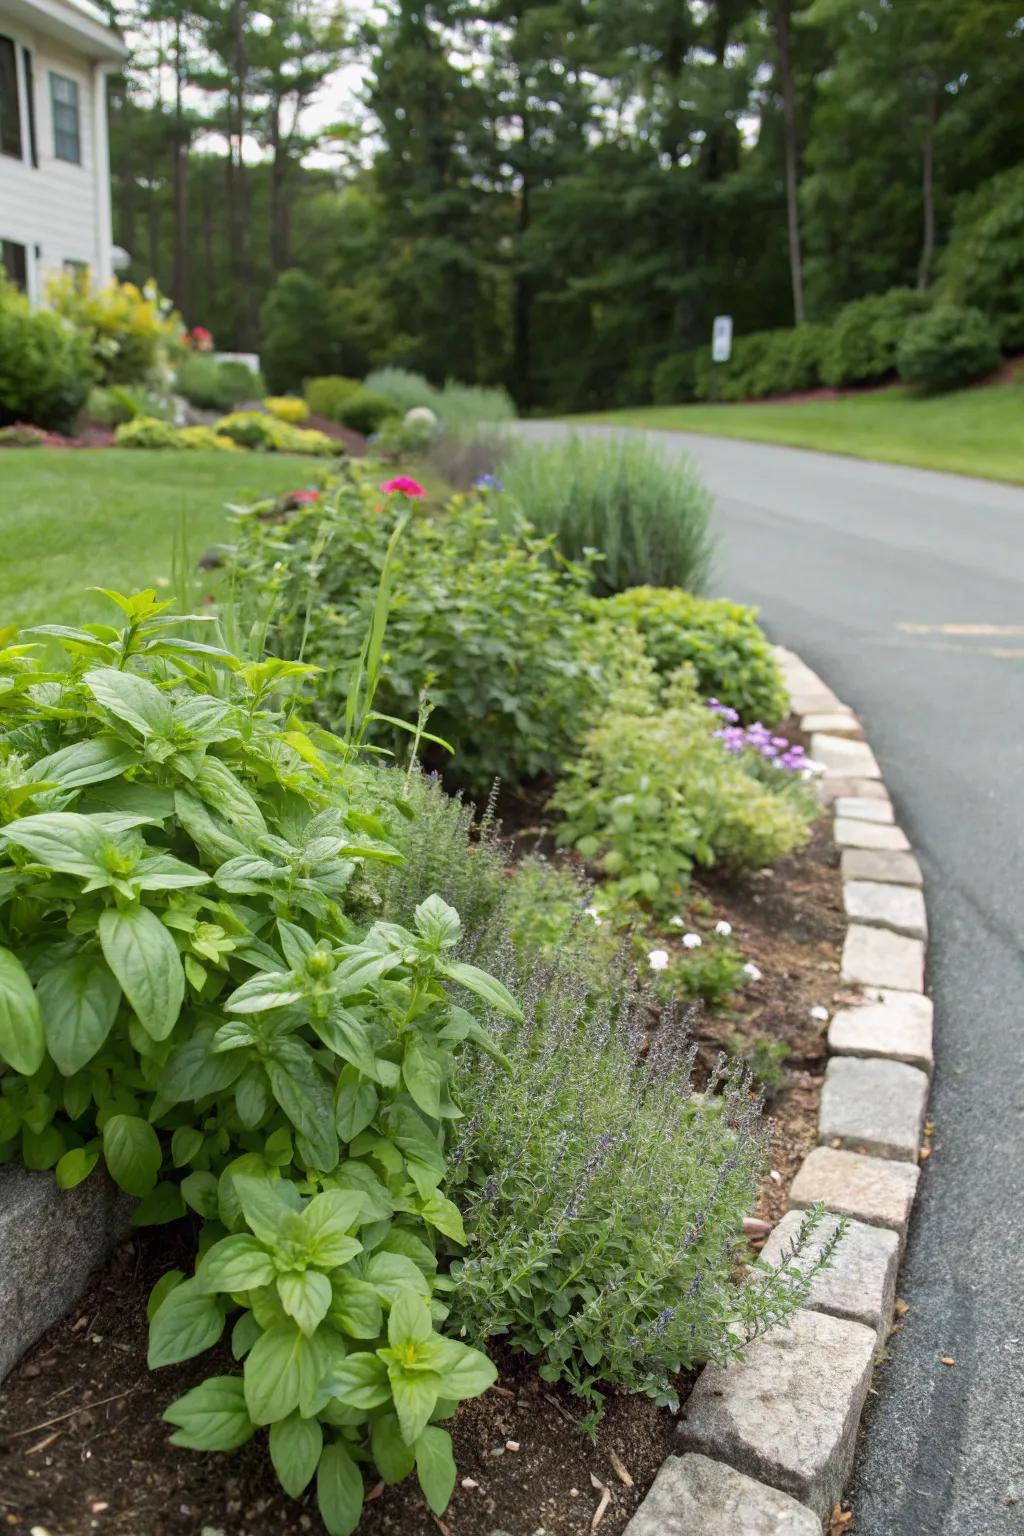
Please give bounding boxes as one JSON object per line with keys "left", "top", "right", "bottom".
{"left": 380, "top": 476, "right": 425, "bottom": 498}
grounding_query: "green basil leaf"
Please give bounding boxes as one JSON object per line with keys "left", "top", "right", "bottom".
{"left": 300, "top": 1189, "right": 366, "bottom": 1266}
{"left": 401, "top": 1039, "right": 442, "bottom": 1120}
{"left": 37, "top": 953, "right": 120, "bottom": 1076}
{"left": 84, "top": 666, "right": 174, "bottom": 739}
{"left": 132, "top": 1180, "right": 187, "bottom": 1227}
{"left": 335, "top": 1067, "right": 378, "bottom": 1141}
{"left": 441, "top": 961, "right": 523, "bottom": 1022}
{"left": 328, "top": 1276, "right": 382, "bottom": 1340}
{"left": 195, "top": 756, "right": 267, "bottom": 845}
{"left": 146, "top": 1268, "right": 185, "bottom": 1321}
{"left": 171, "top": 1126, "right": 204, "bottom": 1167}
{"left": 197, "top": 1234, "right": 277, "bottom": 1295}
{"left": 148, "top": 1277, "right": 225, "bottom": 1368}
{"left": 435, "top": 1339, "right": 498, "bottom": 1402}
{"left": 31, "top": 736, "right": 139, "bottom": 790}
{"left": 270, "top": 1412, "right": 323, "bottom": 1498}
{"left": 415, "top": 1425, "right": 457, "bottom": 1515}
{"left": 413, "top": 895, "right": 462, "bottom": 951}
{"left": 371, "top": 1412, "right": 416, "bottom": 1484}
{"left": 0, "top": 946, "right": 45, "bottom": 1075}
{"left": 164, "top": 1375, "right": 255, "bottom": 1451}
{"left": 265, "top": 1044, "right": 338, "bottom": 1171}
{"left": 317, "top": 1440, "right": 364, "bottom": 1536}
{"left": 181, "top": 1170, "right": 219, "bottom": 1219}
{"left": 325, "top": 1351, "right": 391, "bottom": 1410}
{"left": 55, "top": 1145, "right": 100, "bottom": 1189}
{"left": 277, "top": 1269, "right": 333, "bottom": 1337}
{"left": 2, "top": 812, "right": 115, "bottom": 880}
{"left": 387, "top": 1365, "right": 442, "bottom": 1446}
{"left": 102, "top": 1112, "right": 162, "bottom": 1196}
{"left": 243, "top": 1320, "right": 323, "bottom": 1426}
{"left": 98, "top": 906, "right": 184, "bottom": 1041}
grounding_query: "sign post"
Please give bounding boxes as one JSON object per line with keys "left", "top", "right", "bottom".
{"left": 711, "top": 314, "right": 733, "bottom": 364}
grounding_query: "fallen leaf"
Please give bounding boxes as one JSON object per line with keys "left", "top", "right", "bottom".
{"left": 894, "top": 1298, "right": 909, "bottom": 1317}
{"left": 919, "top": 1146, "right": 932, "bottom": 1161}
{"left": 827, "top": 1505, "right": 854, "bottom": 1535}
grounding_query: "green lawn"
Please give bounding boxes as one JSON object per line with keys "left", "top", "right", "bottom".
{"left": 0, "top": 448, "right": 316, "bottom": 629}
{"left": 570, "top": 379, "right": 1024, "bottom": 486}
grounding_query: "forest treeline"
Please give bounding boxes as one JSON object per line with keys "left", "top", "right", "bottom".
{"left": 102, "top": 0, "right": 1023, "bottom": 410}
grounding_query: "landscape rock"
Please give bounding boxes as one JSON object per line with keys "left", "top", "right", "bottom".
{"left": 677, "top": 1308, "right": 876, "bottom": 1518}
{"left": 841, "top": 924, "right": 925, "bottom": 992}
{"left": 828, "top": 995, "right": 933, "bottom": 1073}
{"left": 758, "top": 1211, "right": 899, "bottom": 1344}
{"left": 842, "top": 880, "right": 927, "bottom": 940}
{"left": 810, "top": 734, "right": 881, "bottom": 779}
{"left": 819, "top": 777, "right": 890, "bottom": 805}
{"left": 834, "top": 796, "right": 893, "bottom": 824}
{"left": 623, "top": 1454, "right": 822, "bottom": 1535}
{"left": 789, "top": 1147, "right": 920, "bottom": 1238}
{"left": 0, "top": 1166, "right": 132, "bottom": 1382}
{"left": 819, "top": 1056, "right": 929, "bottom": 1162}
{"left": 841, "top": 848, "right": 923, "bottom": 887}
{"left": 833, "top": 818, "right": 910, "bottom": 852}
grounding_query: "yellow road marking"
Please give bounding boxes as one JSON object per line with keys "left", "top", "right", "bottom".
{"left": 897, "top": 623, "right": 1024, "bottom": 636}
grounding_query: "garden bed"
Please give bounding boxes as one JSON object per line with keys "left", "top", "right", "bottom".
{"left": 0, "top": 811, "right": 843, "bottom": 1536}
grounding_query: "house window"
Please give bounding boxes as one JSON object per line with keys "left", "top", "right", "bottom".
{"left": 50, "top": 71, "right": 80, "bottom": 164}
{"left": 2, "top": 239, "right": 28, "bottom": 291}
{"left": 0, "top": 35, "right": 23, "bottom": 159}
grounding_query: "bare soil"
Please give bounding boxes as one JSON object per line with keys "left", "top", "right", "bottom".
{"left": 0, "top": 774, "right": 843, "bottom": 1536}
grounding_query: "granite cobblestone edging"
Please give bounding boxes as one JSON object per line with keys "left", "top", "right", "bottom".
{"left": 623, "top": 645, "right": 933, "bottom": 1534}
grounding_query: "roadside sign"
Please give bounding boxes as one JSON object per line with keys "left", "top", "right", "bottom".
{"left": 712, "top": 315, "right": 733, "bottom": 363}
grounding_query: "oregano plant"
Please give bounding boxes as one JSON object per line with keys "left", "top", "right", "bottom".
{"left": 0, "top": 589, "right": 516, "bottom": 1532}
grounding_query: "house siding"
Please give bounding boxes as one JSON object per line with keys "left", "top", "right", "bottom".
{"left": 0, "top": 22, "right": 108, "bottom": 299}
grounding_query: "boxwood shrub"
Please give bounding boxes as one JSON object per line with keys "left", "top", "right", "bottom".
{"left": 897, "top": 305, "right": 1001, "bottom": 394}
{"left": 603, "top": 586, "right": 788, "bottom": 724}
{"left": 819, "top": 288, "right": 932, "bottom": 388}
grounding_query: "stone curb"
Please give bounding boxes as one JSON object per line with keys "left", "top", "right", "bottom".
{"left": 624, "top": 645, "right": 933, "bottom": 1534}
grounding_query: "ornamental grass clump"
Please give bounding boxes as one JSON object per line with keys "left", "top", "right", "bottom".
{"left": 497, "top": 433, "right": 714, "bottom": 595}
{"left": 0, "top": 586, "right": 521, "bottom": 1532}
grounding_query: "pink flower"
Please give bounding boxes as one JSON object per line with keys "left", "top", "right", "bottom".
{"left": 289, "top": 490, "right": 319, "bottom": 503}
{"left": 380, "top": 476, "right": 425, "bottom": 498}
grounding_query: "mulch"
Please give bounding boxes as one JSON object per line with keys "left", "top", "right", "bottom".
{"left": 0, "top": 758, "right": 844, "bottom": 1536}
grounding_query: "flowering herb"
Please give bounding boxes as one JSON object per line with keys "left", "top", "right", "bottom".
{"left": 474, "top": 473, "right": 505, "bottom": 492}
{"left": 707, "top": 701, "right": 810, "bottom": 773}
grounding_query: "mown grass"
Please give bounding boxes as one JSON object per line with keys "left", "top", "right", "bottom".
{"left": 569, "top": 379, "right": 1024, "bottom": 486}
{"left": 0, "top": 448, "right": 316, "bottom": 628}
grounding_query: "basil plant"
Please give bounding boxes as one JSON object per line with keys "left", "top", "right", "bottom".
{"left": 0, "top": 590, "right": 517, "bottom": 1532}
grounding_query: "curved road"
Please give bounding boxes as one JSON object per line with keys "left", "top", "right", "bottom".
{"left": 524, "top": 424, "right": 1024, "bottom": 1533}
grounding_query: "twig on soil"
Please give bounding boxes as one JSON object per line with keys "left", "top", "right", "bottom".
{"left": 543, "top": 1392, "right": 580, "bottom": 1427}
{"left": 25, "top": 1431, "right": 61, "bottom": 1456}
{"left": 589, "top": 1472, "right": 612, "bottom": 1530}
{"left": 608, "top": 1449, "right": 634, "bottom": 1488}
{"left": 8, "top": 1387, "right": 139, "bottom": 1437}
{"left": 431, "top": 1516, "right": 453, "bottom": 1536}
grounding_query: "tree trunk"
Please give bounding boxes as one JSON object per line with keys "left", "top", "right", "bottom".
{"left": 268, "top": 99, "right": 289, "bottom": 273}
{"left": 916, "top": 87, "right": 940, "bottom": 290}
{"left": 511, "top": 95, "right": 532, "bottom": 410}
{"left": 171, "top": 14, "right": 190, "bottom": 317}
{"left": 231, "top": 2, "right": 258, "bottom": 348}
{"left": 777, "top": 1, "right": 805, "bottom": 324}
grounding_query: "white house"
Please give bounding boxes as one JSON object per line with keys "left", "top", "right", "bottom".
{"left": 0, "top": 0, "right": 127, "bottom": 303}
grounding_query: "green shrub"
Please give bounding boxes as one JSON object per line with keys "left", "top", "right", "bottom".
{"left": 260, "top": 270, "right": 343, "bottom": 392}
{"left": 896, "top": 305, "right": 1001, "bottom": 394}
{"left": 602, "top": 587, "right": 788, "bottom": 724}
{"left": 228, "top": 467, "right": 612, "bottom": 790}
{"left": 0, "top": 277, "right": 90, "bottom": 432}
{"left": 551, "top": 660, "right": 815, "bottom": 913}
{"left": 337, "top": 389, "right": 397, "bottom": 436}
{"left": 304, "top": 375, "right": 362, "bottom": 421}
{"left": 114, "top": 415, "right": 183, "bottom": 449}
{"left": 365, "top": 367, "right": 439, "bottom": 416}
{"left": 652, "top": 351, "right": 699, "bottom": 405}
{"left": 0, "top": 587, "right": 512, "bottom": 1523}
{"left": 435, "top": 382, "right": 516, "bottom": 431}
{"left": 819, "top": 288, "right": 932, "bottom": 388}
{"left": 177, "top": 425, "right": 240, "bottom": 451}
{"left": 88, "top": 383, "right": 174, "bottom": 427}
{"left": 498, "top": 434, "right": 713, "bottom": 596}
{"left": 215, "top": 411, "right": 336, "bottom": 455}
{"left": 176, "top": 354, "right": 264, "bottom": 412}
{"left": 47, "top": 272, "right": 180, "bottom": 385}
{"left": 940, "top": 166, "right": 1024, "bottom": 351}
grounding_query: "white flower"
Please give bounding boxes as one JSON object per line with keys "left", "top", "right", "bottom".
{"left": 647, "top": 949, "right": 670, "bottom": 971}
{"left": 809, "top": 1004, "right": 830, "bottom": 1022}
{"left": 682, "top": 932, "right": 702, "bottom": 949}
{"left": 801, "top": 759, "right": 827, "bottom": 779}
{"left": 668, "top": 915, "right": 686, "bottom": 928}
{"left": 584, "top": 905, "right": 603, "bottom": 926}
{"left": 714, "top": 920, "right": 732, "bottom": 937}
{"left": 743, "top": 962, "right": 763, "bottom": 982}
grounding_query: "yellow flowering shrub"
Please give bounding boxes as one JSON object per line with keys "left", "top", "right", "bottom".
{"left": 47, "top": 271, "right": 182, "bottom": 385}
{"left": 262, "top": 394, "right": 309, "bottom": 423}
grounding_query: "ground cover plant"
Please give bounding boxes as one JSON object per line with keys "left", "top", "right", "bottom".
{"left": 0, "top": 585, "right": 527, "bottom": 1531}
{"left": 497, "top": 434, "right": 713, "bottom": 594}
